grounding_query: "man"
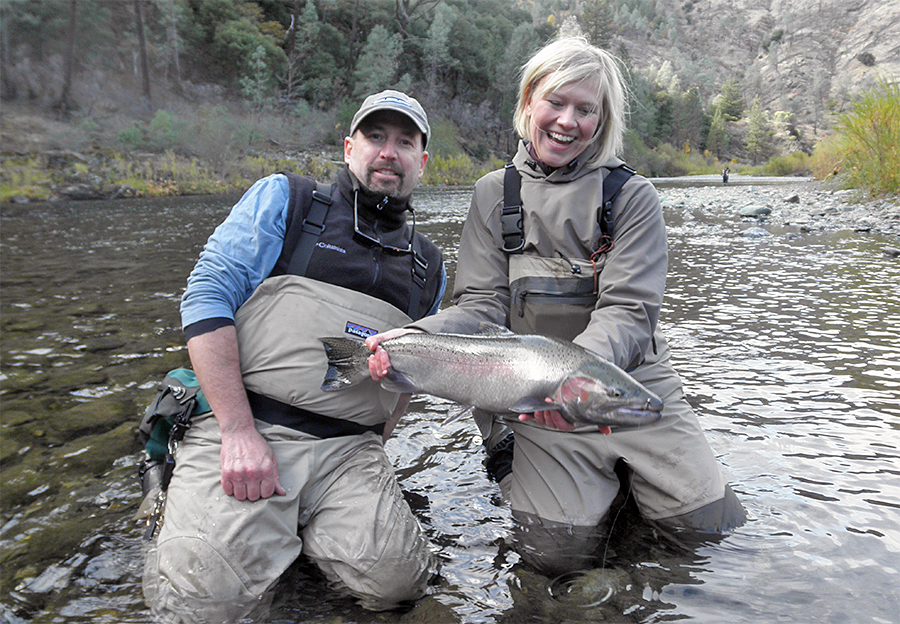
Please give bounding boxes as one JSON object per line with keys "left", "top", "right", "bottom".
{"left": 143, "top": 90, "right": 445, "bottom": 622}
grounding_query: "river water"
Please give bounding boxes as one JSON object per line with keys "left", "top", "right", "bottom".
{"left": 1, "top": 183, "right": 898, "bottom": 623}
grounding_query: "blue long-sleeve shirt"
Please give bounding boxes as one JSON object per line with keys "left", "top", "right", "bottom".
{"left": 181, "top": 173, "right": 445, "bottom": 334}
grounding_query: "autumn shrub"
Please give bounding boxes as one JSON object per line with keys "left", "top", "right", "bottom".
{"left": 761, "top": 151, "right": 810, "bottom": 176}
{"left": 422, "top": 153, "right": 477, "bottom": 186}
{"left": 812, "top": 78, "right": 900, "bottom": 196}
{"left": 0, "top": 156, "right": 53, "bottom": 202}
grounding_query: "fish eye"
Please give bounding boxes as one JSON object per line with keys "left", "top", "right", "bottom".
{"left": 608, "top": 388, "right": 623, "bottom": 398}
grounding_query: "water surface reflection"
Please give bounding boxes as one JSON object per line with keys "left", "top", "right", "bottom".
{"left": 1, "top": 185, "right": 898, "bottom": 623}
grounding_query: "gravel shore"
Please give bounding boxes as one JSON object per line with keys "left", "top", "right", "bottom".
{"left": 655, "top": 176, "right": 900, "bottom": 250}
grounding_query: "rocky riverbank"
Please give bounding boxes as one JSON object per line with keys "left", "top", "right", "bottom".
{"left": 657, "top": 177, "right": 900, "bottom": 251}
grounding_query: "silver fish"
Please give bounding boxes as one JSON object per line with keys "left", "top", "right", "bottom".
{"left": 319, "top": 325, "right": 663, "bottom": 428}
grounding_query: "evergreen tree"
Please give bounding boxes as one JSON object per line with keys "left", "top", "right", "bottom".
{"left": 425, "top": 3, "right": 456, "bottom": 95}
{"left": 495, "top": 22, "right": 540, "bottom": 146}
{"left": 581, "top": 0, "right": 615, "bottom": 50}
{"left": 352, "top": 25, "right": 403, "bottom": 98}
{"left": 240, "top": 44, "right": 273, "bottom": 118}
{"left": 744, "top": 96, "right": 772, "bottom": 164}
{"left": 706, "top": 106, "right": 727, "bottom": 157}
{"left": 625, "top": 70, "right": 657, "bottom": 143}
{"left": 651, "top": 89, "right": 674, "bottom": 145}
{"left": 281, "top": 0, "right": 318, "bottom": 107}
{"left": 716, "top": 78, "right": 744, "bottom": 121}
{"left": 673, "top": 86, "right": 705, "bottom": 151}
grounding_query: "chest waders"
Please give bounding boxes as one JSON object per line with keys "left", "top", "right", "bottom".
{"left": 502, "top": 163, "right": 635, "bottom": 341}
{"left": 235, "top": 172, "right": 426, "bottom": 434}
{"left": 139, "top": 173, "right": 430, "bottom": 538}
{"left": 481, "top": 163, "right": 636, "bottom": 484}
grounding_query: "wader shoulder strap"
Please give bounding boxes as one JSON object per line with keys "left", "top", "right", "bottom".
{"left": 501, "top": 163, "right": 525, "bottom": 254}
{"left": 410, "top": 226, "right": 428, "bottom": 319}
{"left": 596, "top": 164, "right": 636, "bottom": 253}
{"left": 600, "top": 164, "right": 636, "bottom": 237}
{"left": 501, "top": 163, "right": 636, "bottom": 255}
{"left": 276, "top": 171, "right": 334, "bottom": 277}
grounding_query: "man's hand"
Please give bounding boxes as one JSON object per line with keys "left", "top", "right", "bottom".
{"left": 365, "top": 327, "right": 422, "bottom": 380}
{"left": 187, "top": 326, "right": 287, "bottom": 502}
{"left": 220, "top": 426, "right": 286, "bottom": 501}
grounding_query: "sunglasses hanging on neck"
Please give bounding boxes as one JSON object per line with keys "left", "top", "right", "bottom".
{"left": 352, "top": 190, "right": 415, "bottom": 255}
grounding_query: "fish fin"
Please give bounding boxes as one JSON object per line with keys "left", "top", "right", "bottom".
{"left": 319, "top": 337, "right": 371, "bottom": 391}
{"left": 509, "top": 398, "right": 561, "bottom": 414}
{"left": 378, "top": 371, "right": 419, "bottom": 394}
{"left": 442, "top": 405, "right": 474, "bottom": 426}
{"left": 473, "top": 322, "right": 515, "bottom": 336}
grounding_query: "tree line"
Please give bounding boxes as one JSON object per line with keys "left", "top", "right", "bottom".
{"left": 2, "top": 0, "right": 790, "bottom": 174}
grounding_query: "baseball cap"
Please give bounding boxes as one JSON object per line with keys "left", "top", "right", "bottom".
{"left": 349, "top": 90, "right": 431, "bottom": 148}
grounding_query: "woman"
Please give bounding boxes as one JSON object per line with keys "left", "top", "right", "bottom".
{"left": 369, "top": 37, "right": 745, "bottom": 575}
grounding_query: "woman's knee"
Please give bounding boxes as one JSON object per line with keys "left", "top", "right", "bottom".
{"left": 511, "top": 510, "right": 607, "bottom": 576}
{"left": 311, "top": 545, "right": 435, "bottom": 610}
{"left": 656, "top": 484, "right": 747, "bottom": 533}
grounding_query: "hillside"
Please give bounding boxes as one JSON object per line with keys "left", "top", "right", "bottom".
{"left": 1, "top": 0, "right": 898, "bottom": 190}
{"left": 613, "top": 0, "right": 900, "bottom": 132}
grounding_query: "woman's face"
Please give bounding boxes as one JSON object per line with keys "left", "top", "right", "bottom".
{"left": 524, "top": 77, "right": 601, "bottom": 168}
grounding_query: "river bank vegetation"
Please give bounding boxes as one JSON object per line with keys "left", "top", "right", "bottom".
{"left": 1, "top": 0, "right": 897, "bottom": 203}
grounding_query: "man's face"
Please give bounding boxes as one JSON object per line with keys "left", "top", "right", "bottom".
{"left": 344, "top": 111, "right": 428, "bottom": 199}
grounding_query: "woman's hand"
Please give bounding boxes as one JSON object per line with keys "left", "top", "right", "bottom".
{"left": 519, "top": 407, "right": 575, "bottom": 431}
{"left": 519, "top": 400, "right": 611, "bottom": 435}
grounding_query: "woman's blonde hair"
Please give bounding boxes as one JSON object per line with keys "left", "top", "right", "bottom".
{"left": 513, "top": 36, "right": 628, "bottom": 167}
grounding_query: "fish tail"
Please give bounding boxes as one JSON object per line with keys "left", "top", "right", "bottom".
{"left": 319, "top": 337, "right": 371, "bottom": 391}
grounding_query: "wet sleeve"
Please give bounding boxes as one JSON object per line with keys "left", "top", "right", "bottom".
{"left": 410, "top": 171, "right": 511, "bottom": 334}
{"left": 180, "top": 174, "right": 291, "bottom": 332}
{"left": 572, "top": 177, "right": 667, "bottom": 369}
{"left": 424, "top": 264, "right": 448, "bottom": 317}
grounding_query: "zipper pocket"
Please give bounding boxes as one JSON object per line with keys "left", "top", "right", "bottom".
{"left": 515, "top": 289, "right": 597, "bottom": 317}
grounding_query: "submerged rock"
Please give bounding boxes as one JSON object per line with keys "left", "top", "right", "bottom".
{"left": 741, "top": 226, "right": 772, "bottom": 238}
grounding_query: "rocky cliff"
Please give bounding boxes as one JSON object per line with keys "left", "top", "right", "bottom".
{"left": 615, "top": 0, "right": 899, "bottom": 132}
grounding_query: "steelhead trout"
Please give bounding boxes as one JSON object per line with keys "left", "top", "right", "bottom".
{"left": 319, "top": 327, "right": 663, "bottom": 428}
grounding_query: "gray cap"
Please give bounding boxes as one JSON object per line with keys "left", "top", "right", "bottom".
{"left": 349, "top": 90, "right": 430, "bottom": 148}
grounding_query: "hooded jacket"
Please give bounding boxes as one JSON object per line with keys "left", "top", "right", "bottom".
{"left": 412, "top": 140, "right": 680, "bottom": 399}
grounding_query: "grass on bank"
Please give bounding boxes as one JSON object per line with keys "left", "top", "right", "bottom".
{"left": 1, "top": 91, "right": 870, "bottom": 204}
{"left": 809, "top": 78, "right": 900, "bottom": 197}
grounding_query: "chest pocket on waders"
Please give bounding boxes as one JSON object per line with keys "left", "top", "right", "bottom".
{"left": 509, "top": 254, "right": 605, "bottom": 342}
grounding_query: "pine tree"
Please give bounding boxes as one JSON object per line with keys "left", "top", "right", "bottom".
{"left": 706, "top": 106, "right": 727, "bottom": 157}
{"left": 352, "top": 25, "right": 403, "bottom": 98}
{"left": 240, "top": 45, "right": 273, "bottom": 120}
{"left": 717, "top": 79, "right": 744, "bottom": 121}
{"left": 582, "top": 0, "right": 615, "bottom": 50}
{"left": 425, "top": 3, "right": 455, "bottom": 95}
{"left": 744, "top": 96, "right": 771, "bottom": 164}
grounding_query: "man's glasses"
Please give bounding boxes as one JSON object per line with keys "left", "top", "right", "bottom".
{"left": 353, "top": 190, "right": 415, "bottom": 255}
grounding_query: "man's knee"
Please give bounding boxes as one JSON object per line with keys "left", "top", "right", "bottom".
{"left": 145, "top": 536, "right": 272, "bottom": 623}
